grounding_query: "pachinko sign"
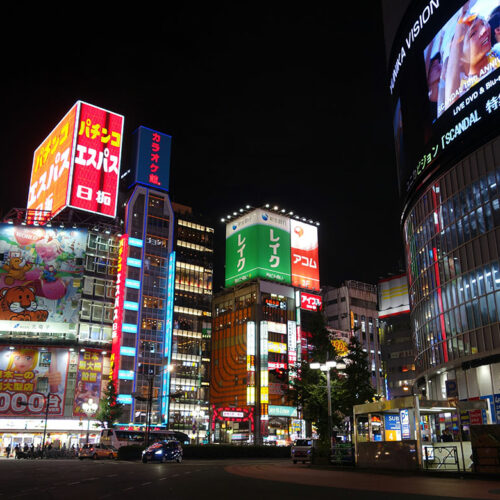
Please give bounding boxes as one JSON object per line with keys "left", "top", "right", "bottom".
{"left": 111, "top": 234, "right": 128, "bottom": 383}
{"left": 73, "top": 350, "right": 103, "bottom": 417}
{"left": 28, "top": 101, "right": 124, "bottom": 221}
{"left": 0, "top": 223, "right": 86, "bottom": 327}
{"left": 0, "top": 347, "right": 69, "bottom": 416}
{"left": 291, "top": 220, "right": 320, "bottom": 291}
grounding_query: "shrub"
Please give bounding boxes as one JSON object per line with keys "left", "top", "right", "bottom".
{"left": 117, "top": 445, "right": 143, "bottom": 461}
{"left": 182, "top": 445, "right": 291, "bottom": 459}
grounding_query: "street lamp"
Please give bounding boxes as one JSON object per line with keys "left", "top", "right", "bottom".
{"left": 82, "top": 398, "right": 98, "bottom": 444}
{"left": 310, "top": 360, "right": 346, "bottom": 448}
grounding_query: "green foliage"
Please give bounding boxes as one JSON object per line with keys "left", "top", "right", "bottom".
{"left": 182, "top": 445, "right": 291, "bottom": 459}
{"left": 288, "top": 311, "right": 375, "bottom": 444}
{"left": 95, "top": 379, "right": 123, "bottom": 428}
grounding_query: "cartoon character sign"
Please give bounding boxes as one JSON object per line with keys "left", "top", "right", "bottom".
{"left": 0, "top": 224, "right": 86, "bottom": 325}
{"left": 0, "top": 347, "right": 68, "bottom": 416}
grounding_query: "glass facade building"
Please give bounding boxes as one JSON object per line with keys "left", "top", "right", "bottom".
{"left": 404, "top": 138, "right": 500, "bottom": 404}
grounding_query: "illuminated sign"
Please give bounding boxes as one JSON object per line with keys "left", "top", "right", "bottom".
{"left": 0, "top": 223, "right": 86, "bottom": 326}
{"left": 0, "top": 347, "right": 69, "bottom": 417}
{"left": 400, "top": 409, "right": 411, "bottom": 439}
{"left": 28, "top": 104, "right": 78, "bottom": 221}
{"left": 291, "top": 220, "right": 320, "bottom": 291}
{"left": 268, "top": 341, "right": 287, "bottom": 354}
{"left": 300, "top": 291, "right": 322, "bottom": 311}
{"left": 221, "top": 411, "right": 245, "bottom": 419}
{"left": 384, "top": 414, "right": 402, "bottom": 441}
{"left": 390, "top": 0, "right": 500, "bottom": 202}
{"left": 126, "top": 126, "right": 171, "bottom": 191}
{"left": 378, "top": 274, "right": 410, "bottom": 318}
{"left": 73, "top": 350, "right": 104, "bottom": 417}
{"left": 225, "top": 209, "right": 291, "bottom": 287}
{"left": 268, "top": 405, "right": 297, "bottom": 417}
{"left": 211, "top": 406, "right": 255, "bottom": 433}
{"left": 111, "top": 235, "right": 129, "bottom": 383}
{"left": 331, "top": 338, "right": 349, "bottom": 357}
{"left": 27, "top": 101, "right": 124, "bottom": 221}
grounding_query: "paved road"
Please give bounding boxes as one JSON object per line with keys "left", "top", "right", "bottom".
{"left": 0, "top": 458, "right": 499, "bottom": 499}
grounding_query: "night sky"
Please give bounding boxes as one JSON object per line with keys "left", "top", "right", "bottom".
{"left": 1, "top": 4, "right": 405, "bottom": 291}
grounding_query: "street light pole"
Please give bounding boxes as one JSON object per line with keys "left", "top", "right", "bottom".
{"left": 41, "top": 392, "right": 51, "bottom": 457}
{"left": 82, "top": 398, "right": 98, "bottom": 444}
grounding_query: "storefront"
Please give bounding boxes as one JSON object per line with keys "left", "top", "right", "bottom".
{"left": 0, "top": 418, "right": 102, "bottom": 454}
{"left": 353, "top": 396, "right": 488, "bottom": 472}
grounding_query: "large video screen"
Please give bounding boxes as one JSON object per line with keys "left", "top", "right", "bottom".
{"left": 390, "top": 0, "right": 500, "bottom": 203}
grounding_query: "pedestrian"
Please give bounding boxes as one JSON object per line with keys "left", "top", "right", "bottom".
{"left": 14, "top": 444, "right": 20, "bottom": 459}
{"left": 442, "top": 428, "right": 453, "bottom": 442}
{"left": 5, "top": 445, "right": 11, "bottom": 458}
{"left": 23, "top": 443, "right": 29, "bottom": 454}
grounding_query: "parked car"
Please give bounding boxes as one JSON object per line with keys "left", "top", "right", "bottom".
{"left": 78, "top": 443, "right": 118, "bottom": 460}
{"left": 142, "top": 440, "right": 183, "bottom": 463}
{"left": 291, "top": 438, "right": 314, "bottom": 464}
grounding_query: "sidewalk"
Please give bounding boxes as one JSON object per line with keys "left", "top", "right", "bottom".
{"left": 225, "top": 462, "right": 500, "bottom": 499}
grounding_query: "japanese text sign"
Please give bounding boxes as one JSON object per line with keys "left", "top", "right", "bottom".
{"left": 129, "top": 126, "right": 171, "bottom": 191}
{"left": 27, "top": 101, "right": 124, "bottom": 220}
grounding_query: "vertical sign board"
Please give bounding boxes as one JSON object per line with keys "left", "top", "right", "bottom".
{"left": 27, "top": 101, "right": 124, "bottom": 221}
{"left": 127, "top": 126, "right": 172, "bottom": 191}
{"left": 111, "top": 235, "right": 129, "bottom": 384}
{"left": 290, "top": 220, "right": 320, "bottom": 291}
{"left": 225, "top": 209, "right": 291, "bottom": 287}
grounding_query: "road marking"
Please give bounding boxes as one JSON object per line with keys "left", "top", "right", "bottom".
{"left": 159, "top": 477, "right": 168, "bottom": 481}
{"left": 68, "top": 482, "right": 80, "bottom": 485}
{"left": 141, "top": 482, "right": 152, "bottom": 486}
{"left": 122, "top": 487, "right": 134, "bottom": 492}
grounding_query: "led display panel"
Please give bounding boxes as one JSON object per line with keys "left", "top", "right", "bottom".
{"left": 389, "top": 0, "right": 500, "bottom": 204}
{"left": 290, "top": 220, "right": 320, "bottom": 291}
{"left": 27, "top": 101, "right": 124, "bottom": 220}
{"left": 225, "top": 209, "right": 291, "bottom": 287}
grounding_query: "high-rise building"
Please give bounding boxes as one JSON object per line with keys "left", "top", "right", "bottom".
{"left": 324, "top": 281, "right": 384, "bottom": 395}
{"left": 169, "top": 202, "right": 214, "bottom": 442}
{"left": 211, "top": 206, "right": 320, "bottom": 444}
{"left": 384, "top": 0, "right": 500, "bottom": 421}
{"left": 377, "top": 274, "right": 414, "bottom": 399}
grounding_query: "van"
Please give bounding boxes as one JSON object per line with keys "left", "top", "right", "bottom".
{"left": 291, "top": 438, "right": 314, "bottom": 464}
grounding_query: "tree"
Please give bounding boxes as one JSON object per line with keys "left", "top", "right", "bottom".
{"left": 288, "top": 310, "right": 376, "bottom": 444}
{"left": 95, "top": 379, "right": 124, "bottom": 428}
{"left": 332, "top": 336, "right": 376, "bottom": 434}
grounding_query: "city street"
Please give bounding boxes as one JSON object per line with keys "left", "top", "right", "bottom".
{"left": 0, "top": 458, "right": 499, "bottom": 499}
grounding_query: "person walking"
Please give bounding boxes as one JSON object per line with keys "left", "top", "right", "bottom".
{"left": 5, "top": 445, "right": 11, "bottom": 458}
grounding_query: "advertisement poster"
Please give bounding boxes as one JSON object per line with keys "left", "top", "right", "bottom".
{"left": 69, "top": 102, "right": 124, "bottom": 217}
{"left": 384, "top": 414, "right": 402, "bottom": 441}
{"left": 225, "top": 209, "right": 291, "bottom": 287}
{"left": 73, "top": 350, "right": 103, "bottom": 417}
{"left": 27, "top": 104, "right": 78, "bottom": 221}
{"left": 0, "top": 223, "right": 86, "bottom": 327}
{"left": 290, "top": 220, "right": 320, "bottom": 291}
{"left": 0, "top": 346, "right": 69, "bottom": 416}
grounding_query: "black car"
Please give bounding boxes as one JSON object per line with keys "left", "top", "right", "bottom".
{"left": 142, "top": 440, "right": 183, "bottom": 463}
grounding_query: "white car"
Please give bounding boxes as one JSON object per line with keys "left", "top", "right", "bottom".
{"left": 291, "top": 438, "right": 314, "bottom": 464}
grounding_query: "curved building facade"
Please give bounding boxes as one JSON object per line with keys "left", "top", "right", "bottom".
{"left": 385, "top": 0, "right": 500, "bottom": 414}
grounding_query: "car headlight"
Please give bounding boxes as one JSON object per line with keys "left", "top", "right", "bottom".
{"left": 155, "top": 450, "right": 163, "bottom": 455}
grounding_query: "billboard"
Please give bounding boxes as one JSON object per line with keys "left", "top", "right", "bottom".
{"left": 73, "top": 350, "right": 104, "bottom": 417}
{"left": 291, "top": 220, "right": 320, "bottom": 291}
{"left": 28, "top": 101, "right": 124, "bottom": 220}
{"left": 123, "top": 126, "right": 172, "bottom": 191}
{"left": 389, "top": 0, "right": 500, "bottom": 203}
{"left": 0, "top": 223, "right": 86, "bottom": 327}
{"left": 0, "top": 346, "right": 69, "bottom": 416}
{"left": 378, "top": 274, "right": 411, "bottom": 318}
{"left": 225, "top": 209, "right": 291, "bottom": 287}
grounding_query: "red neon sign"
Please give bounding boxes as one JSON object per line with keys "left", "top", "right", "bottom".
{"left": 69, "top": 102, "right": 124, "bottom": 217}
{"left": 111, "top": 234, "right": 128, "bottom": 383}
